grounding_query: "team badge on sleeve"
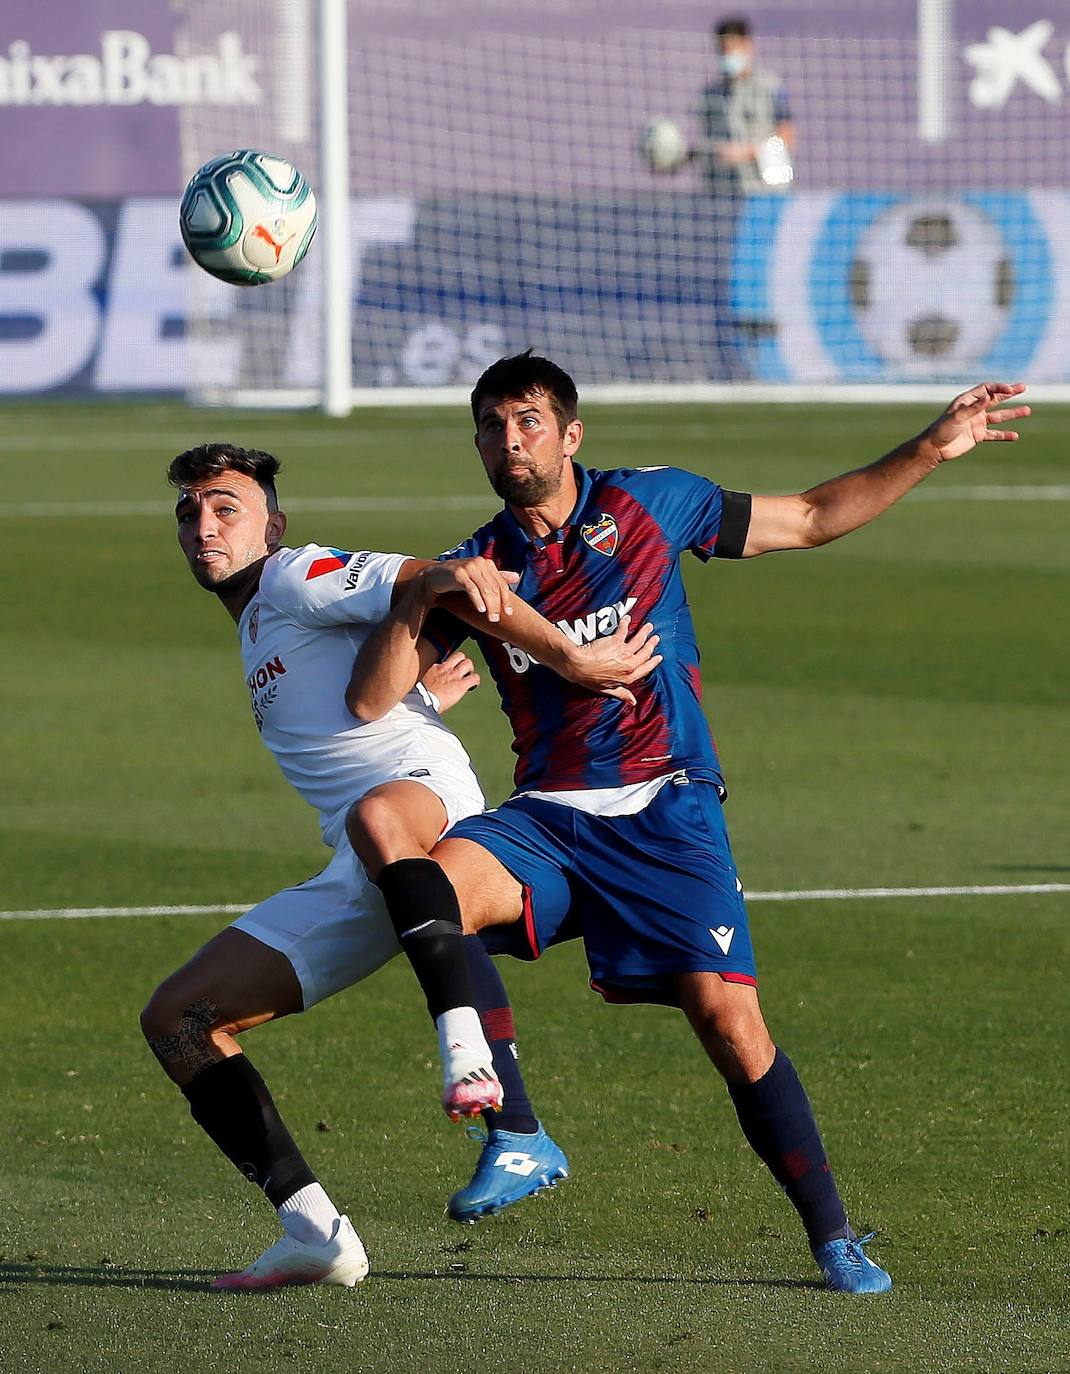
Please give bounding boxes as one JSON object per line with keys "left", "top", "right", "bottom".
{"left": 581, "top": 514, "right": 619, "bottom": 557}
{"left": 305, "top": 548, "right": 351, "bottom": 580}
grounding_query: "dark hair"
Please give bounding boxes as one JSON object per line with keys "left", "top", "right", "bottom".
{"left": 470, "top": 349, "right": 579, "bottom": 432}
{"left": 715, "top": 17, "right": 751, "bottom": 38}
{"left": 168, "top": 443, "right": 281, "bottom": 511}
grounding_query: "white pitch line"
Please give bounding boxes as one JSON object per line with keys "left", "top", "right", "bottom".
{"left": 2, "top": 883, "right": 1068, "bottom": 922}
{"left": 0, "top": 495, "right": 494, "bottom": 519}
{"left": 748, "top": 883, "right": 1070, "bottom": 901}
{"left": 0, "top": 904, "right": 249, "bottom": 921}
{"left": 0, "top": 428, "right": 448, "bottom": 454}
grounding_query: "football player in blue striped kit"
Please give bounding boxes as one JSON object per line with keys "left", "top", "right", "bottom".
{"left": 347, "top": 351, "right": 1029, "bottom": 1292}
{"left": 146, "top": 440, "right": 660, "bottom": 1288}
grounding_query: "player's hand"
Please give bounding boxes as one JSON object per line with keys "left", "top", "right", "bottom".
{"left": 924, "top": 382, "right": 1030, "bottom": 462}
{"left": 564, "top": 614, "right": 663, "bottom": 708}
{"left": 421, "top": 651, "right": 480, "bottom": 713}
{"left": 419, "top": 558, "right": 521, "bottom": 623}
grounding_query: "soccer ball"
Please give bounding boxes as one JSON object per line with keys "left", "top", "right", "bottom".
{"left": 850, "top": 200, "right": 1013, "bottom": 375}
{"left": 638, "top": 118, "right": 687, "bottom": 173}
{"left": 179, "top": 150, "right": 317, "bottom": 286}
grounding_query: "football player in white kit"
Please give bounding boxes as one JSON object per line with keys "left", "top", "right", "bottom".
{"left": 142, "top": 442, "right": 657, "bottom": 1291}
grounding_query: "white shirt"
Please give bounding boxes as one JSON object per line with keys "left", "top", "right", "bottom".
{"left": 521, "top": 773, "right": 679, "bottom": 817}
{"left": 238, "top": 544, "right": 477, "bottom": 847}
{"left": 521, "top": 773, "right": 727, "bottom": 817}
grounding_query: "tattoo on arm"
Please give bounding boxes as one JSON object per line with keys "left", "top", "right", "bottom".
{"left": 148, "top": 997, "right": 223, "bottom": 1077}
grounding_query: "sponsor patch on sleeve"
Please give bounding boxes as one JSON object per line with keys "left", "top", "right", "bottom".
{"left": 305, "top": 548, "right": 351, "bottom": 580}
{"left": 344, "top": 550, "right": 373, "bottom": 588}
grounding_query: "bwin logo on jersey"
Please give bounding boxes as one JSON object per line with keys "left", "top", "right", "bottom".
{"left": 502, "top": 597, "right": 638, "bottom": 673}
{"left": 558, "top": 597, "right": 637, "bottom": 648}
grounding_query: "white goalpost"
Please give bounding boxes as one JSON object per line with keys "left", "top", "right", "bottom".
{"left": 174, "top": 0, "right": 1070, "bottom": 414}
{"left": 917, "top": 0, "right": 951, "bottom": 145}
{"left": 317, "top": 0, "right": 352, "bottom": 418}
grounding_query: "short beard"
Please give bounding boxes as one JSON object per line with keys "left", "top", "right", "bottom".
{"left": 492, "top": 467, "right": 561, "bottom": 507}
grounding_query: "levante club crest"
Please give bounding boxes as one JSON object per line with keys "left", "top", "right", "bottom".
{"left": 581, "top": 513, "right": 619, "bottom": 557}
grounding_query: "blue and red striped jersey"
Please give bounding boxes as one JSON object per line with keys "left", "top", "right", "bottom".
{"left": 431, "top": 464, "right": 750, "bottom": 795}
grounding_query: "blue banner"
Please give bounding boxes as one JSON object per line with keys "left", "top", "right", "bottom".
{"left": 1, "top": 192, "right": 1067, "bottom": 393}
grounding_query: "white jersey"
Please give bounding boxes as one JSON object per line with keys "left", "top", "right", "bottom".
{"left": 237, "top": 544, "right": 481, "bottom": 848}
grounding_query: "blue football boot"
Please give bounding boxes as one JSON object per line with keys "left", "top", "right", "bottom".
{"left": 448, "top": 1121, "right": 570, "bottom": 1224}
{"left": 812, "top": 1232, "right": 893, "bottom": 1294}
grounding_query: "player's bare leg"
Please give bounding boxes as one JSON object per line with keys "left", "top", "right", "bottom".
{"left": 673, "top": 973, "right": 774, "bottom": 1084}
{"left": 141, "top": 927, "right": 300, "bottom": 1084}
{"left": 675, "top": 972, "right": 891, "bottom": 1293}
{"left": 140, "top": 930, "right": 368, "bottom": 1290}
{"left": 433, "top": 836, "right": 527, "bottom": 935}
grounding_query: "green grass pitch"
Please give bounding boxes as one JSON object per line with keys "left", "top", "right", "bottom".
{"left": 1, "top": 398, "right": 1067, "bottom": 1374}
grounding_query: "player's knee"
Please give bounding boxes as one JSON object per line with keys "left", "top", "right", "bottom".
{"left": 346, "top": 793, "right": 410, "bottom": 877}
{"left": 139, "top": 980, "right": 181, "bottom": 1042}
{"left": 694, "top": 1012, "right": 772, "bottom": 1083}
{"left": 694, "top": 1004, "right": 752, "bottom": 1049}
{"left": 140, "top": 980, "right": 224, "bottom": 1068}
{"left": 678, "top": 978, "right": 772, "bottom": 1080}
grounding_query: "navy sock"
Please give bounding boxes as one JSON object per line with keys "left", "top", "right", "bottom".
{"left": 727, "top": 1047, "right": 851, "bottom": 1249}
{"left": 181, "top": 1054, "right": 317, "bottom": 1209}
{"left": 464, "top": 936, "right": 537, "bottom": 1135}
{"left": 376, "top": 858, "right": 474, "bottom": 1019}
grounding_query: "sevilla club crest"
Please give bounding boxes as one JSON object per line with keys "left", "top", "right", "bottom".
{"left": 581, "top": 513, "right": 619, "bottom": 557}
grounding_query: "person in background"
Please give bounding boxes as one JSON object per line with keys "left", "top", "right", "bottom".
{"left": 692, "top": 16, "right": 796, "bottom": 378}
{"left": 694, "top": 16, "right": 795, "bottom": 199}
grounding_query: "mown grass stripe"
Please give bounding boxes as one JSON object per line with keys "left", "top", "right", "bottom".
{"left": 2, "top": 487, "right": 1067, "bottom": 519}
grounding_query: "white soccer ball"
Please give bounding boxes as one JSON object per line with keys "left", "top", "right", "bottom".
{"left": 179, "top": 149, "right": 317, "bottom": 286}
{"left": 638, "top": 117, "right": 687, "bottom": 173}
{"left": 850, "top": 200, "right": 1012, "bottom": 375}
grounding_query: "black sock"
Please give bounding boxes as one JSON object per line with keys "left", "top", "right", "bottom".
{"left": 181, "top": 1054, "right": 316, "bottom": 1209}
{"left": 727, "top": 1047, "right": 852, "bottom": 1249}
{"left": 464, "top": 936, "right": 537, "bottom": 1134}
{"left": 377, "top": 858, "right": 475, "bottom": 1020}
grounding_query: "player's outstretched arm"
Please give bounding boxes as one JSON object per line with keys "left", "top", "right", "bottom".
{"left": 741, "top": 382, "right": 1030, "bottom": 557}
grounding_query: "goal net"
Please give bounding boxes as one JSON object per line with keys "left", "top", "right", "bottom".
{"left": 175, "top": 0, "right": 1070, "bottom": 409}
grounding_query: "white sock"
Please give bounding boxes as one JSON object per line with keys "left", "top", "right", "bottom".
{"left": 436, "top": 1006, "right": 491, "bottom": 1067}
{"left": 278, "top": 1182, "right": 341, "bottom": 1247}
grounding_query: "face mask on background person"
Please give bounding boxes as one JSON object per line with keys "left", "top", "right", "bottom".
{"left": 721, "top": 51, "right": 749, "bottom": 77}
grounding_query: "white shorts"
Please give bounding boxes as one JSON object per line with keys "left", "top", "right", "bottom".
{"left": 231, "top": 768, "right": 484, "bottom": 1009}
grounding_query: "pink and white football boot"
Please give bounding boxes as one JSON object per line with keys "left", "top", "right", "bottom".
{"left": 441, "top": 1040, "right": 503, "bottom": 1122}
{"left": 212, "top": 1216, "right": 369, "bottom": 1291}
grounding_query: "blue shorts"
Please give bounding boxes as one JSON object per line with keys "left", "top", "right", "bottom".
{"left": 453, "top": 773, "right": 757, "bottom": 1007}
